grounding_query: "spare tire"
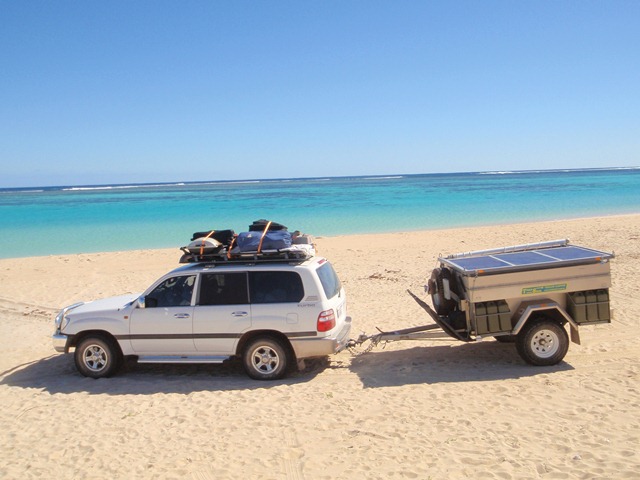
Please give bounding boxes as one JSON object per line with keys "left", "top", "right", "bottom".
{"left": 429, "top": 268, "right": 457, "bottom": 315}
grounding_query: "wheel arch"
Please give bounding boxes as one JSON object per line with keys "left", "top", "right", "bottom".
{"left": 512, "top": 300, "right": 580, "bottom": 345}
{"left": 236, "top": 330, "right": 296, "bottom": 363}
{"left": 69, "top": 329, "right": 124, "bottom": 355}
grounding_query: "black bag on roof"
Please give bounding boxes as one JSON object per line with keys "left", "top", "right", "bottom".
{"left": 190, "top": 229, "right": 235, "bottom": 245}
{"left": 249, "top": 219, "right": 288, "bottom": 232}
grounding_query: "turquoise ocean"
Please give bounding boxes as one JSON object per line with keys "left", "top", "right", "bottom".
{"left": 1, "top": 168, "right": 639, "bottom": 259}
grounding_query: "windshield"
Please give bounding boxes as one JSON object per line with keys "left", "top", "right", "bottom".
{"left": 316, "top": 262, "right": 342, "bottom": 299}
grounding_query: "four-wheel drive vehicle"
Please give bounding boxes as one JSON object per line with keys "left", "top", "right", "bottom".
{"left": 53, "top": 256, "right": 351, "bottom": 380}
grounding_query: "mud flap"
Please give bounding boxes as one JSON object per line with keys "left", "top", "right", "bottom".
{"left": 570, "top": 323, "right": 581, "bottom": 345}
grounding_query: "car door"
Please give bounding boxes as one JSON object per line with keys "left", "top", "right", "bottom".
{"left": 129, "top": 274, "right": 197, "bottom": 354}
{"left": 192, "top": 272, "right": 251, "bottom": 355}
{"left": 248, "top": 270, "right": 306, "bottom": 332}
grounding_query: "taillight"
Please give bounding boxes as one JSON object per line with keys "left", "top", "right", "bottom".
{"left": 317, "top": 309, "right": 336, "bottom": 332}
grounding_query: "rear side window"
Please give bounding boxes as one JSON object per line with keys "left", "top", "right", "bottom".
{"left": 199, "top": 273, "right": 248, "bottom": 305}
{"left": 249, "top": 271, "right": 304, "bottom": 304}
{"left": 316, "top": 262, "right": 342, "bottom": 299}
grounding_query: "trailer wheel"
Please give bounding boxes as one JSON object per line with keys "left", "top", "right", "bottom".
{"left": 429, "top": 268, "right": 457, "bottom": 315}
{"left": 516, "top": 318, "right": 569, "bottom": 366}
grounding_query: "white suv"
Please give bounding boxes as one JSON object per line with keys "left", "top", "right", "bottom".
{"left": 53, "top": 256, "right": 351, "bottom": 380}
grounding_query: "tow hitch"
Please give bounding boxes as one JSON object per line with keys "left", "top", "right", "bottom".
{"left": 347, "top": 290, "right": 469, "bottom": 355}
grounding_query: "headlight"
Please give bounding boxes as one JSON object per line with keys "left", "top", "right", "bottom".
{"left": 55, "top": 311, "right": 64, "bottom": 328}
{"left": 55, "top": 303, "right": 84, "bottom": 331}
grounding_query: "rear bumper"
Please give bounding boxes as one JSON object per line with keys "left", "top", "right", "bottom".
{"left": 290, "top": 317, "right": 352, "bottom": 358}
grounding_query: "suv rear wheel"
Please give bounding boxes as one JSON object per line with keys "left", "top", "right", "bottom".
{"left": 243, "top": 337, "right": 289, "bottom": 380}
{"left": 74, "top": 336, "right": 122, "bottom": 378}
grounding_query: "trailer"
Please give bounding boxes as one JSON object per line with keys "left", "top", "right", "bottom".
{"left": 349, "top": 239, "right": 614, "bottom": 366}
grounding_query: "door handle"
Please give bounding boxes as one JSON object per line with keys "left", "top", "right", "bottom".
{"left": 232, "top": 311, "right": 248, "bottom": 317}
{"left": 174, "top": 313, "right": 191, "bottom": 319}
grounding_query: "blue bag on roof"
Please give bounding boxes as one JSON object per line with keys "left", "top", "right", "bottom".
{"left": 236, "top": 230, "right": 292, "bottom": 252}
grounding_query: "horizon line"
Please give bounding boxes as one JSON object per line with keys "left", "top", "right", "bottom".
{"left": 2, "top": 166, "right": 639, "bottom": 192}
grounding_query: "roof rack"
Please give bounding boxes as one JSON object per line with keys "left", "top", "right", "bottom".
{"left": 179, "top": 247, "right": 314, "bottom": 265}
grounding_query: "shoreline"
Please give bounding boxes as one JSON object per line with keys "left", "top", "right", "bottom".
{"left": 323, "top": 211, "right": 640, "bottom": 241}
{"left": 2, "top": 212, "right": 638, "bottom": 261}
{"left": 1, "top": 213, "right": 639, "bottom": 479}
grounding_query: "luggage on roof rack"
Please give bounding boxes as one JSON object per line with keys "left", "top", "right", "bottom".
{"left": 249, "top": 219, "right": 288, "bottom": 232}
{"left": 190, "top": 229, "right": 235, "bottom": 245}
{"left": 178, "top": 220, "right": 315, "bottom": 264}
{"left": 185, "top": 237, "right": 224, "bottom": 256}
{"left": 236, "top": 230, "right": 292, "bottom": 252}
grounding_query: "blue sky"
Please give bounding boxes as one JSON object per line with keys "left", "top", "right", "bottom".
{"left": 1, "top": 1, "right": 639, "bottom": 187}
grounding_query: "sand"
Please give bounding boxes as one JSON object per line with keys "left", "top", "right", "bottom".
{"left": 1, "top": 215, "right": 639, "bottom": 479}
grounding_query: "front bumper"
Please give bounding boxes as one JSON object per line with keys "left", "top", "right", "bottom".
{"left": 53, "top": 302, "right": 83, "bottom": 353}
{"left": 53, "top": 333, "right": 69, "bottom": 353}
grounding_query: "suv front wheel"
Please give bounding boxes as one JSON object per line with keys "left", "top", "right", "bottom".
{"left": 243, "top": 337, "right": 289, "bottom": 380}
{"left": 74, "top": 336, "right": 122, "bottom": 378}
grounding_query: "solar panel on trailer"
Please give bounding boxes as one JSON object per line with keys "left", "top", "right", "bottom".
{"left": 446, "top": 256, "right": 509, "bottom": 271}
{"left": 443, "top": 244, "right": 612, "bottom": 274}
{"left": 493, "top": 251, "right": 557, "bottom": 266}
{"left": 541, "top": 246, "right": 602, "bottom": 261}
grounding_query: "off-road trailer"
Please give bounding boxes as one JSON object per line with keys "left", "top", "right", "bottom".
{"left": 349, "top": 240, "right": 613, "bottom": 365}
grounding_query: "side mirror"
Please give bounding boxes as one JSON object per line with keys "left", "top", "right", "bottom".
{"left": 145, "top": 297, "right": 159, "bottom": 308}
{"left": 136, "top": 297, "right": 146, "bottom": 309}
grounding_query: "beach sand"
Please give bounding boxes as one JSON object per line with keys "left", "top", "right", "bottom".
{"left": 1, "top": 215, "right": 639, "bottom": 479}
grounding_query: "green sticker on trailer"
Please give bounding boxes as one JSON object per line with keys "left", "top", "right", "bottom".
{"left": 522, "top": 283, "right": 567, "bottom": 295}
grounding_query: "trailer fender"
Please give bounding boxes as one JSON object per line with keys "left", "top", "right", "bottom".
{"left": 512, "top": 300, "right": 581, "bottom": 345}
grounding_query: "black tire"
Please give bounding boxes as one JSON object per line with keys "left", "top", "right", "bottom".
{"left": 429, "top": 268, "right": 457, "bottom": 315}
{"left": 74, "top": 336, "right": 122, "bottom": 378}
{"left": 516, "top": 318, "right": 569, "bottom": 366}
{"left": 243, "top": 337, "right": 289, "bottom": 380}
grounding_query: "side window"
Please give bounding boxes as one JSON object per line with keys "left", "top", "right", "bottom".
{"left": 249, "top": 271, "right": 304, "bottom": 304}
{"left": 146, "top": 275, "right": 196, "bottom": 308}
{"left": 198, "top": 273, "right": 248, "bottom": 306}
{"left": 316, "top": 262, "right": 342, "bottom": 299}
